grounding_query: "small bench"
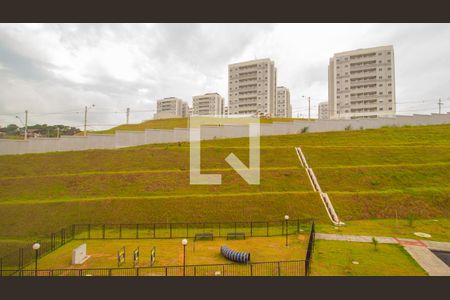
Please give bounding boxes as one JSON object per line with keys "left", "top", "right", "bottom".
{"left": 194, "top": 233, "right": 213, "bottom": 241}
{"left": 227, "top": 232, "right": 246, "bottom": 240}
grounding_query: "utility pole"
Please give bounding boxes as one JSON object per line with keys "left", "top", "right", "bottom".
{"left": 438, "top": 98, "right": 443, "bottom": 114}
{"left": 84, "top": 106, "right": 88, "bottom": 136}
{"left": 24, "top": 110, "right": 28, "bottom": 141}
{"left": 308, "top": 97, "right": 311, "bottom": 121}
{"left": 57, "top": 127, "right": 60, "bottom": 138}
{"left": 126, "top": 108, "right": 130, "bottom": 124}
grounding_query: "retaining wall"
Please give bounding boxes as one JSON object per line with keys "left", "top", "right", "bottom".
{"left": 1, "top": 113, "right": 449, "bottom": 155}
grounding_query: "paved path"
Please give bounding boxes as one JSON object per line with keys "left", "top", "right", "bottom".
{"left": 404, "top": 246, "right": 450, "bottom": 276}
{"left": 316, "top": 233, "right": 450, "bottom": 276}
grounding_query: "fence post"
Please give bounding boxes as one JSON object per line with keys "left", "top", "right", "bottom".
{"left": 194, "top": 266, "right": 196, "bottom": 277}
{"left": 136, "top": 267, "right": 139, "bottom": 276}
{"left": 51, "top": 233, "right": 54, "bottom": 251}
{"left": 19, "top": 248, "right": 23, "bottom": 276}
{"left": 250, "top": 222, "right": 253, "bottom": 237}
{"left": 170, "top": 223, "right": 172, "bottom": 238}
{"left": 119, "top": 224, "right": 122, "bottom": 239}
{"left": 71, "top": 224, "right": 75, "bottom": 239}
{"left": 136, "top": 224, "right": 139, "bottom": 239}
{"left": 109, "top": 269, "right": 112, "bottom": 276}
{"left": 278, "top": 262, "right": 281, "bottom": 276}
{"left": 266, "top": 222, "right": 269, "bottom": 236}
{"left": 165, "top": 267, "right": 167, "bottom": 276}
{"left": 79, "top": 269, "right": 82, "bottom": 277}
{"left": 250, "top": 263, "right": 253, "bottom": 276}
{"left": 153, "top": 224, "right": 156, "bottom": 238}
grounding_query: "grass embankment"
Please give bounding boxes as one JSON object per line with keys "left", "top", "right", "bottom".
{"left": 93, "top": 117, "right": 306, "bottom": 134}
{"left": 28, "top": 235, "right": 308, "bottom": 270}
{"left": 311, "top": 240, "right": 427, "bottom": 276}
{"left": 0, "top": 124, "right": 449, "bottom": 242}
{"left": 316, "top": 218, "right": 450, "bottom": 242}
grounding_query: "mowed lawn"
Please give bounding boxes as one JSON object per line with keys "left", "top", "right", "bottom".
{"left": 316, "top": 218, "right": 450, "bottom": 242}
{"left": 0, "top": 124, "right": 449, "bottom": 241}
{"left": 26, "top": 235, "right": 308, "bottom": 270}
{"left": 311, "top": 240, "right": 427, "bottom": 276}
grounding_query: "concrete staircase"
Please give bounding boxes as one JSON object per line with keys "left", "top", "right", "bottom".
{"left": 295, "top": 147, "right": 344, "bottom": 226}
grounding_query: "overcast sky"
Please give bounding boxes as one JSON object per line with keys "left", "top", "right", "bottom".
{"left": 0, "top": 23, "right": 449, "bottom": 129}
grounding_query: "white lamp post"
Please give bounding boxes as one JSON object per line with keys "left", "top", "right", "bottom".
{"left": 32, "top": 242, "right": 41, "bottom": 276}
{"left": 284, "top": 215, "right": 290, "bottom": 247}
{"left": 181, "top": 239, "right": 188, "bottom": 276}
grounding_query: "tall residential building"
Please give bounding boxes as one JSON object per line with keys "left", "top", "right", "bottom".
{"left": 223, "top": 105, "right": 229, "bottom": 117}
{"left": 318, "top": 102, "right": 329, "bottom": 119}
{"left": 275, "top": 86, "right": 292, "bottom": 118}
{"left": 192, "top": 93, "right": 224, "bottom": 116}
{"left": 328, "top": 45, "right": 396, "bottom": 119}
{"left": 228, "top": 58, "right": 277, "bottom": 117}
{"left": 154, "top": 97, "right": 188, "bottom": 119}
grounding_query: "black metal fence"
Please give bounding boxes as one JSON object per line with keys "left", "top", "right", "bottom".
{"left": 0, "top": 219, "right": 314, "bottom": 276}
{"left": 71, "top": 219, "right": 312, "bottom": 240}
{"left": 0, "top": 224, "right": 74, "bottom": 276}
{"left": 10, "top": 260, "right": 307, "bottom": 277}
{"left": 305, "top": 222, "right": 315, "bottom": 276}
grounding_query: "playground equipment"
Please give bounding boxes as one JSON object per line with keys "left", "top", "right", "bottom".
{"left": 220, "top": 245, "right": 250, "bottom": 264}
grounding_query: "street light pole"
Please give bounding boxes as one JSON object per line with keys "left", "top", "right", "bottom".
{"left": 84, "top": 104, "right": 95, "bottom": 137}
{"left": 24, "top": 110, "right": 28, "bottom": 141}
{"left": 284, "top": 215, "right": 290, "bottom": 247}
{"left": 181, "top": 239, "right": 188, "bottom": 276}
{"left": 32, "top": 242, "right": 40, "bottom": 276}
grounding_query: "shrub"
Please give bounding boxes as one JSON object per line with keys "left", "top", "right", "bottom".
{"left": 372, "top": 237, "right": 379, "bottom": 251}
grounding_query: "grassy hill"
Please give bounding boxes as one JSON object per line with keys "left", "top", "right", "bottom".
{"left": 0, "top": 124, "right": 449, "bottom": 242}
{"left": 92, "top": 117, "right": 307, "bottom": 134}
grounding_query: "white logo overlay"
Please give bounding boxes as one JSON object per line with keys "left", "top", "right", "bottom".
{"left": 189, "top": 116, "right": 260, "bottom": 185}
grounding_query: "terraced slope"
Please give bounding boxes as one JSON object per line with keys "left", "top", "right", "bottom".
{"left": 0, "top": 124, "right": 449, "bottom": 240}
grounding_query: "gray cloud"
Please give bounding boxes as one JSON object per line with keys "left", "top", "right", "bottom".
{"left": 0, "top": 23, "right": 449, "bottom": 128}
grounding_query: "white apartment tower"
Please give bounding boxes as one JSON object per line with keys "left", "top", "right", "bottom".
{"left": 328, "top": 45, "right": 396, "bottom": 119}
{"left": 228, "top": 58, "right": 277, "bottom": 117}
{"left": 154, "top": 97, "right": 189, "bottom": 119}
{"left": 275, "top": 86, "right": 292, "bottom": 118}
{"left": 192, "top": 93, "right": 224, "bottom": 116}
{"left": 318, "top": 102, "right": 329, "bottom": 119}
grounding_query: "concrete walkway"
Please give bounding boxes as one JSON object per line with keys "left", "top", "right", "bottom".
{"left": 316, "top": 233, "right": 450, "bottom": 276}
